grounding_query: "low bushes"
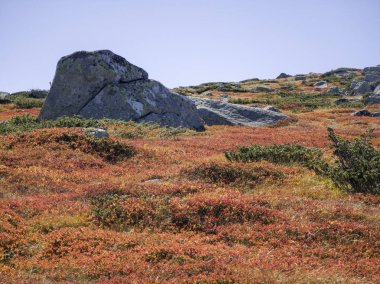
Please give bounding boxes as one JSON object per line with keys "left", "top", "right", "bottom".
{"left": 182, "top": 163, "right": 283, "bottom": 187}
{"left": 225, "top": 129, "right": 380, "bottom": 195}
{"left": 225, "top": 144, "right": 323, "bottom": 166}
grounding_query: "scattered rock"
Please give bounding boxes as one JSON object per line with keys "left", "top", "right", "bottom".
{"left": 202, "top": 92, "right": 213, "bottom": 97}
{"left": 295, "top": 75, "right": 306, "bottom": 81}
{"left": 351, "top": 109, "right": 371, "bottom": 116}
{"left": 190, "top": 98, "right": 288, "bottom": 127}
{"left": 251, "top": 86, "right": 275, "bottom": 93}
{"left": 219, "top": 94, "right": 229, "bottom": 98}
{"left": 276, "top": 73, "right": 291, "bottom": 79}
{"left": 364, "top": 94, "right": 380, "bottom": 104}
{"left": 39, "top": 50, "right": 204, "bottom": 130}
{"left": 334, "top": 98, "right": 360, "bottom": 105}
{"left": 363, "top": 66, "right": 380, "bottom": 82}
{"left": 374, "top": 84, "right": 380, "bottom": 95}
{"left": 85, "top": 128, "right": 109, "bottom": 138}
{"left": 349, "top": 80, "right": 371, "bottom": 95}
{"left": 0, "top": 92, "right": 10, "bottom": 99}
{"left": 240, "top": 78, "right": 259, "bottom": 83}
{"left": 262, "top": 106, "right": 280, "bottom": 112}
{"left": 328, "top": 86, "right": 345, "bottom": 95}
{"left": 313, "top": 81, "right": 328, "bottom": 89}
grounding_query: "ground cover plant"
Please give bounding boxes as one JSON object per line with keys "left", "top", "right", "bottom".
{"left": 0, "top": 72, "right": 379, "bottom": 283}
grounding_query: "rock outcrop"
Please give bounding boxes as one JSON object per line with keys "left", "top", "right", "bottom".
{"left": 190, "top": 98, "right": 288, "bottom": 127}
{"left": 276, "top": 73, "right": 291, "bottom": 79}
{"left": 39, "top": 50, "right": 204, "bottom": 130}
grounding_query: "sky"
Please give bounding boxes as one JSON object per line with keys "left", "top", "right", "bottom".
{"left": 1, "top": 0, "right": 380, "bottom": 93}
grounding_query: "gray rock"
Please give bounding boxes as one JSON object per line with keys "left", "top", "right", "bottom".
{"left": 202, "top": 92, "right": 213, "bottom": 97}
{"left": 372, "top": 112, "right": 380, "bottom": 117}
{"left": 240, "top": 78, "right": 259, "bottom": 83}
{"left": 364, "top": 94, "right": 380, "bottom": 104}
{"left": 251, "top": 86, "right": 275, "bottom": 93}
{"left": 0, "top": 92, "right": 10, "bottom": 99}
{"left": 351, "top": 109, "right": 371, "bottom": 116}
{"left": 40, "top": 50, "right": 148, "bottom": 120}
{"left": 263, "top": 106, "right": 280, "bottom": 112}
{"left": 190, "top": 98, "right": 288, "bottom": 127}
{"left": 374, "top": 84, "right": 380, "bottom": 95}
{"left": 349, "top": 80, "right": 371, "bottom": 95}
{"left": 85, "top": 128, "right": 109, "bottom": 138}
{"left": 78, "top": 79, "right": 204, "bottom": 130}
{"left": 219, "top": 93, "right": 230, "bottom": 98}
{"left": 39, "top": 50, "right": 204, "bottom": 130}
{"left": 295, "top": 75, "right": 306, "bottom": 81}
{"left": 314, "top": 80, "right": 328, "bottom": 89}
{"left": 328, "top": 86, "right": 345, "bottom": 95}
{"left": 276, "top": 73, "right": 291, "bottom": 79}
{"left": 334, "top": 98, "right": 360, "bottom": 105}
{"left": 363, "top": 66, "right": 380, "bottom": 82}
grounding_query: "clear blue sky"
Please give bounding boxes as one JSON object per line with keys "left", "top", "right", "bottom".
{"left": 1, "top": 0, "right": 380, "bottom": 93}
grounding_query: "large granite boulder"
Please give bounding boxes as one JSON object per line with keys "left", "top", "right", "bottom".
{"left": 190, "top": 98, "right": 288, "bottom": 127}
{"left": 39, "top": 50, "right": 204, "bottom": 130}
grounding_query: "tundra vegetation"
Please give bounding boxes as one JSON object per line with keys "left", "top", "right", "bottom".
{"left": 0, "top": 69, "right": 379, "bottom": 283}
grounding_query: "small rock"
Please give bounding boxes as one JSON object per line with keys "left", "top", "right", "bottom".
{"left": 240, "top": 78, "right": 259, "bottom": 83}
{"left": 335, "top": 98, "right": 360, "bottom": 105}
{"left": 251, "top": 86, "right": 275, "bottom": 93}
{"left": 85, "top": 128, "right": 109, "bottom": 138}
{"left": 314, "top": 81, "right": 328, "bottom": 89}
{"left": 371, "top": 112, "right": 380, "bottom": 117}
{"left": 295, "top": 75, "right": 306, "bottom": 81}
{"left": 219, "top": 93, "right": 230, "bottom": 98}
{"left": 202, "top": 92, "right": 213, "bottom": 97}
{"left": 276, "top": 73, "right": 291, "bottom": 79}
{"left": 351, "top": 109, "right": 371, "bottom": 116}
{"left": 328, "top": 86, "right": 345, "bottom": 95}
{"left": 263, "top": 106, "right": 280, "bottom": 112}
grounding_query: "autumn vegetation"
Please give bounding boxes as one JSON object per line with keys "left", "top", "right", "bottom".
{"left": 0, "top": 80, "right": 379, "bottom": 282}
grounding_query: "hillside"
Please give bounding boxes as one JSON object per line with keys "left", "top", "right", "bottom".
{"left": 0, "top": 66, "right": 379, "bottom": 283}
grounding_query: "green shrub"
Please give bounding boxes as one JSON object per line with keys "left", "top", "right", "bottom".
{"left": 0, "top": 115, "right": 104, "bottom": 135}
{"left": 13, "top": 97, "right": 44, "bottom": 109}
{"left": 323, "top": 128, "right": 380, "bottom": 194}
{"left": 182, "top": 163, "right": 282, "bottom": 187}
{"left": 225, "top": 144, "right": 323, "bottom": 166}
{"left": 226, "top": 129, "right": 380, "bottom": 195}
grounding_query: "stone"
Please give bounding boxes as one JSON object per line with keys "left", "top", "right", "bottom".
{"left": 351, "top": 109, "right": 371, "bottom": 116}
{"left": 334, "top": 98, "right": 360, "bottom": 105}
{"left": 190, "top": 98, "right": 288, "bottom": 127}
{"left": 363, "top": 66, "right": 380, "bottom": 82}
{"left": 219, "top": 93, "right": 229, "bottom": 98}
{"left": 328, "top": 86, "right": 345, "bottom": 95}
{"left": 313, "top": 81, "right": 328, "bottom": 89}
{"left": 251, "top": 86, "right": 275, "bottom": 93}
{"left": 0, "top": 92, "right": 10, "bottom": 99}
{"left": 240, "top": 78, "right": 259, "bottom": 83}
{"left": 276, "top": 73, "right": 291, "bottom": 79}
{"left": 364, "top": 94, "right": 380, "bottom": 104}
{"left": 39, "top": 50, "right": 204, "bottom": 130}
{"left": 372, "top": 112, "right": 380, "bottom": 117}
{"left": 85, "top": 128, "right": 109, "bottom": 138}
{"left": 263, "top": 106, "right": 280, "bottom": 112}
{"left": 202, "top": 92, "right": 213, "bottom": 97}
{"left": 374, "top": 84, "right": 380, "bottom": 95}
{"left": 349, "top": 80, "right": 371, "bottom": 95}
{"left": 40, "top": 50, "right": 148, "bottom": 120}
{"left": 78, "top": 79, "right": 204, "bottom": 130}
{"left": 295, "top": 75, "right": 306, "bottom": 81}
